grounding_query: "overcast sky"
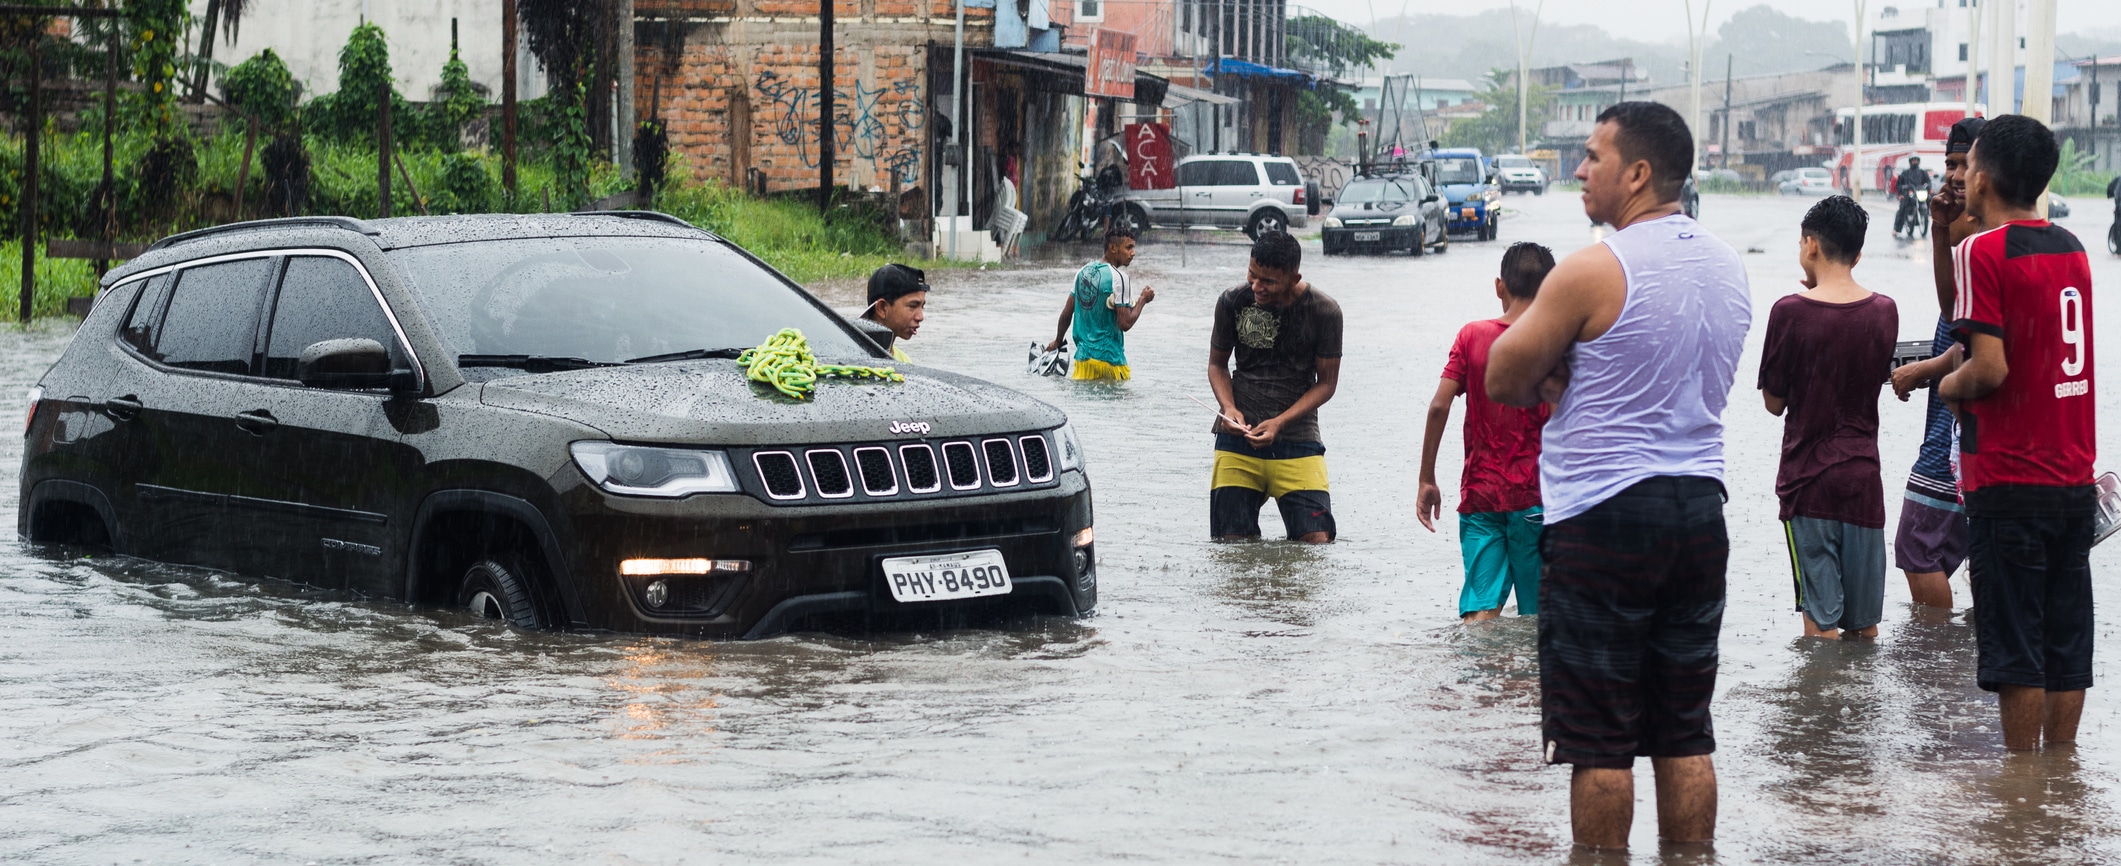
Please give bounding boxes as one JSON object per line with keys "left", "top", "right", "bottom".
{"left": 1306, "top": 0, "right": 2121, "bottom": 44}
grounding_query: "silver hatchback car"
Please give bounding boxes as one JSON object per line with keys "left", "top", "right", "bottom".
{"left": 1123, "top": 154, "right": 1310, "bottom": 239}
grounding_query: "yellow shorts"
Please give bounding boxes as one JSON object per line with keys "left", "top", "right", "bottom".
{"left": 1070, "top": 358, "right": 1131, "bottom": 381}
{"left": 1211, "top": 449, "right": 1330, "bottom": 498}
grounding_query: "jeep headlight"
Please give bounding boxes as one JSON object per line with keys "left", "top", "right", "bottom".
{"left": 1054, "top": 421, "right": 1086, "bottom": 472}
{"left": 571, "top": 441, "right": 740, "bottom": 496}
{"left": 1392, "top": 214, "right": 1419, "bottom": 226}
{"left": 1322, "top": 216, "right": 1342, "bottom": 228}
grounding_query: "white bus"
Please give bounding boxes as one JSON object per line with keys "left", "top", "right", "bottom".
{"left": 1832, "top": 102, "right": 1983, "bottom": 193}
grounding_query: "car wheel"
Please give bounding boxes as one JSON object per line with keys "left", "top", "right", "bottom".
{"left": 1247, "top": 209, "right": 1288, "bottom": 240}
{"left": 1409, "top": 228, "right": 1425, "bottom": 257}
{"left": 458, "top": 555, "right": 544, "bottom": 628}
{"left": 1534, "top": 185, "right": 1545, "bottom": 196}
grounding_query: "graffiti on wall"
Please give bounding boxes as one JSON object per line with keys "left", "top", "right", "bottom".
{"left": 1290, "top": 156, "right": 1353, "bottom": 199}
{"left": 754, "top": 68, "right": 924, "bottom": 187}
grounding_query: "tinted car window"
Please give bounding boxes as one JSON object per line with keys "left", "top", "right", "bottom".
{"left": 1263, "top": 162, "right": 1300, "bottom": 185}
{"left": 120, "top": 273, "right": 174, "bottom": 357}
{"left": 264, "top": 256, "right": 402, "bottom": 381}
{"left": 151, "top": 258, "right": 274, "bottom": 374}
{"left": 1214, "top": 161, "right": 1260, "bottom": 186}
{"left": 1337, "top": 179, "right": 1416, "bottom": 204}
{"left": 392, "top": 237, "right": 872, "bottom": 365}
{"left": 1178, "top": 160, "right": 1213, "bottom": 186}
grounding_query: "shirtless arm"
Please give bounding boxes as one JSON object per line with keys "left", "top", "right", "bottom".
{"left": 1487, "top": 245, "right": 1626, "bottom": 407}
{"left": 1938, "top": 333, "right": 2007, "bottom": 402}
{"left": 1045, "top": 298, "right": 1075, "bottom": 352}
{"left": 1115, "top": 286, "right": 1157, "bottom": 331}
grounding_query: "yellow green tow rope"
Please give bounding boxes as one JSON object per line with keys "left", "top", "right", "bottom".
{"left": 736, "top": 328, "right": 904, "bottom": 400}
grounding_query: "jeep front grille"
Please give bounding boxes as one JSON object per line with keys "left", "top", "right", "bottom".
{"left": 741, "top": 433, "right": 1065, "bottom": 505}
{"left": 942, "top": 441, "right": 981, "bottom": 490}
{"left": 1019, "top": 435, "right": 1053, "bottom": 482}
{"left": 900, "top": 444, "right": 941, "bottom": 493}
{"left": 807, "top": 449, "right": 853, "bottom": 498}
{"left": 983, "top": 439, "right": 1019, "bottom": 487}
{"left": 853, "top": 447, "right": 897, "bottom": 495}
{"left": 753, "top": 451, "right": 806, "bottom": 499}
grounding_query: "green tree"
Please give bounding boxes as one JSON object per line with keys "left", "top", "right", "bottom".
{"left": 222, "top": 48, "right": 298, "bottom": 131}
{"left": 1286, "top": 13, "right": 1397, "bottom": 80}
{"left": 1442, "top": 69, "right": 1553, "bottom": 155}
{"left": 125, "top": 0, "right": 188, "bottom": 131}
{"left": 432, "top": 40, "right": 487, "bottom": 151}
{"left": 308, "top": 23, "right": 424, "bottom": 144}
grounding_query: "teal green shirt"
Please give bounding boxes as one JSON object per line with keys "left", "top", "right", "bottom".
{"left": 1070, "top": 261, "right": 1133, "bottom": 366}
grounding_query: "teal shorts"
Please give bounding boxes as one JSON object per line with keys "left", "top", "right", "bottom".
{"left": 1460, "top": 506, "right": 1544, "bottom": 615}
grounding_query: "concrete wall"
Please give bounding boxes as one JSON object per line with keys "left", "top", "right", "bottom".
{"left": 189, "top": 0, "right": 550, "bottom": 102}
{"left": 636, "top": 0, "right": 990, "bottom": 194}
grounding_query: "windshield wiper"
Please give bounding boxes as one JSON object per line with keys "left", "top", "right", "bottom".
{"left": 456, "top": 354, "right": 618, "bottom": 372}
{"left": 623, "top": 347, "right": 748, "bottom": 364}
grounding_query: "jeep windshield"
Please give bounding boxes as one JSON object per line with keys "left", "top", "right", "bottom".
{"left": 1337, "top": 179, "right": 1417, "bottom": 204}
{"left": 391, "top": 236, "right": 874, "bottom": 371}
{"left": 1434, "top": 159, "right": 1484, "bottom": 185}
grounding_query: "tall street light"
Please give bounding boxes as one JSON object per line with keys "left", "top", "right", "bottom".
{"left": 1851, "top": 0, "right": 1865, "bottom": 201}
{"left": 2024, "top": 0, "right": 2056, "bottom": 213}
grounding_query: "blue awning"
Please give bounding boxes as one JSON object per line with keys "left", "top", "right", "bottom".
{"left": 1215, "top": 58, "right": 1310, "bottom": 82}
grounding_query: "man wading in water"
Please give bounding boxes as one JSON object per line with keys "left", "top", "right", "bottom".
{"left": 1487, "top": 102, "right": 1751, "bottom": 849}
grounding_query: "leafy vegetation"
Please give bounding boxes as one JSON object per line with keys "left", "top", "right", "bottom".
{"left": 1441, "top": 70, "right": 1555, "bottom": 155}
{"left": 2052, "top": 138, "right": 2115, "bottom": 198}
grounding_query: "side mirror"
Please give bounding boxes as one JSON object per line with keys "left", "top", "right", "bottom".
{"left": 1319, "top": 197, "right": 1334, "bottom": 207}
{"left": 1422, "top": 194, "right": 1440, "bottom": 204}
{"left": 298, "top": 338, "right": 412, "bottom": 391}
{"left": 852, "top": 316, "right": 898, "bottom": 356}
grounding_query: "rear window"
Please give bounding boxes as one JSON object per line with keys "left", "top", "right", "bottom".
{"left": 1263, "top": 162, "right": 1300, "bottom": 185}
{"left": 1496, "top": 157, "right": 1532, "bottom": 168}
{"left": 391, "top": 236, "right": 873, "bottom": 366}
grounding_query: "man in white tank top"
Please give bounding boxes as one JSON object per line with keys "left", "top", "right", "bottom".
{"left": 1487, "top": 102, "right": 1752, "bottom": 851}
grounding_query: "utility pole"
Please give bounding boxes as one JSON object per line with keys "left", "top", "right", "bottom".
{"left": 618, "top": 0, "right": 635, "bottom": 180}
{"left": 1686, "top": 0, "right": 1711, "bottom": 161}
{"left": 1510, "top": 0, "right": 1543, "bottom": 155}
{"left": 1852, "top": 0, "right": 1865, "bottom": 201}
{"left": 503, "top": 0, "right": 519, "bottom": 202}
{"left": 948, "top": 0, "right": 965, "bottom": 261}
{"left": 1992, "top": 0, "right": 2014, "bottom": 113}
{"left": 19, "top": 40, "right": 37, "bottom": 323}
{"left": 1721, "top": 54, "right": 1732, "bottom": 169}
{"left": 819, "top": 0, "right": 835, "bottom": 215}
{"left": 378, "top": 75, "right": 393, "bottom": 218}
{"left": 2024, "top": 0, "right": 2055, "bottom": 213}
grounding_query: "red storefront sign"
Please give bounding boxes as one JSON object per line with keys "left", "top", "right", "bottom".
{"left": 1125, "top": 122, "right": 1176, "bottom": 190}
{"left": 1086, "top": 29, "right": 1137, "bottom": 99}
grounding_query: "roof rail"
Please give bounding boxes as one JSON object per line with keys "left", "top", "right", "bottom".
{"left": 148, "top": 216, "right": 381, "bottom": 251}
{"left": 569, "top": 209, "right": 700, "bottom": 229}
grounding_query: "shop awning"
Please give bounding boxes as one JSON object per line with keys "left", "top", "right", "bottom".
{"left": 1214, "top": 57, "right": 1310, "bottom": 82}
{"left": 1161, "top": 83, "right": 1240, "bottom": 108}
{"left": 979, "top": 49, "right": 1170, "bottom": 106}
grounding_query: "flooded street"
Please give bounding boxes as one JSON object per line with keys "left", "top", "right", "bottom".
{"left": 7, "top": 191, "right": 2121, "bottom": 864}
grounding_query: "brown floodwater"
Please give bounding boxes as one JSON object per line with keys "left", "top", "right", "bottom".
{"left": 3, "top": 191, "right": 2119, "bottom": 864}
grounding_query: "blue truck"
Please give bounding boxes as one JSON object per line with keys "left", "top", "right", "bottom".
{"left": 1429, "top": 148, "right": 1500, "bottom": 241}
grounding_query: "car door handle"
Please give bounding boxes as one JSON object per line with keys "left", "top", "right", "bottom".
{"left": 233, "top": 410, "right": 279, "bottom": 435}
{"left": 100, "top": 395, "right": 143, "bottom": 420}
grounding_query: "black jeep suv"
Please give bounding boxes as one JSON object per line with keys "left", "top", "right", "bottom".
{"left": 19, "top": 213, "right": 1095, "bottom": 638}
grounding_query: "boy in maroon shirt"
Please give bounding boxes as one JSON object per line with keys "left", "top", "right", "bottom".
{"left": 1758, "top": 196, "right": 1898, "bottom": 639}
{"left": 1418, "top": 242, "right": 1556, "bottom": 621}
{"left": 1938, "top": 115, "right": 2098, "bottom": 751}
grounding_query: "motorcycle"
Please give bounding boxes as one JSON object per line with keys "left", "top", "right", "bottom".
{"left": 1053, "top": 163, "right": 1134, "bottom": 243}
{"left": 1896, "top": 187, "right": 1931, "bottom": 239}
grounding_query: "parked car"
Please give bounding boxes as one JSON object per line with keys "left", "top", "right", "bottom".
{"left": 1430, "top": 148, "right": 1499, "bottom": 240}
{"left": 1776, "top": 167, "right": 1835, "bottom": 196}
{"left": 1320, "top": 174, "right": 1449, "bottom": 256}
{"left": 1492, "top": 154, "right": 1548, "bottom": 194}
{"left": 1682, "top": 176, "right": 1700, "bottom": 219}
{"left": 20, "top": 213, "right": 1097, "bottom": 639}
{"left": 1124, "top": 153, "right": 1310, "bottom": 239}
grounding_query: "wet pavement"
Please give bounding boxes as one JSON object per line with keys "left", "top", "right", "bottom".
{"left": 5, "top": 192, "right": 2121, "bottom": 864}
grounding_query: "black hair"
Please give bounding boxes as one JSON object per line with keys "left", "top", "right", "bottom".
{"left": 1800, "top": 195, "right": 1868, "bottom": 265}
{"left": 1593, "top": 101, "right": 1694, "bottom": 201}
{"left": 1250, "top": 230, "right": 1301, "bottom": 273}
{"left": 1970, "top": 114, "right": 2060, "bottom": 209}
{"left": 1499, "top": 242, "right": 1555, "bottom": 299}
{"left": 1907, "top": 156, "right": 1921, "bottom": 165}
{"left": 864, "top": 263, "right": 928, "bottom": 313}
{"left": 1104, "top": 226, "right": 1138, "bottom": 246}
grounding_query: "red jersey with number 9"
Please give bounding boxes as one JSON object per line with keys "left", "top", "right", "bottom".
{"left": 1950, "top": 220, "right": 2096, "bottom": 492}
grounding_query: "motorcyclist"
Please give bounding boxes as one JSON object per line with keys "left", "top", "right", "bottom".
{"left": 1893, "top": 157, "right": 1933, "bottom": 237}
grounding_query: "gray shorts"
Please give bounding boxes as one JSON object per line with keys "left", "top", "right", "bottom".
{"left": 1783, "top": 516, "right": 1887, "bottom": 631}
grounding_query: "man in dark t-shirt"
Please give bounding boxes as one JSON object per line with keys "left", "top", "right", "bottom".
{"left": 1759, "top": 196, "right": 1898, "bottom": 639}
{"left": 1207, "top": 231, "right": 1344, "bottom": 542}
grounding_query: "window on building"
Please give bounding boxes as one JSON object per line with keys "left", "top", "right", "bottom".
{"left": 1959, "top": 43, "right": 1968, "bottom": 61}
{"left": 1077, "top": 0, "right": 1102, "bottom": 22}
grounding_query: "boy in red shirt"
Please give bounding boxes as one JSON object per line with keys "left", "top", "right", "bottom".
{"left": 1937, "top": 115, "right": 2097, "bottom": 751}
{"left": 1418, "top": 242, "right": 1556, "bottom": 621}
